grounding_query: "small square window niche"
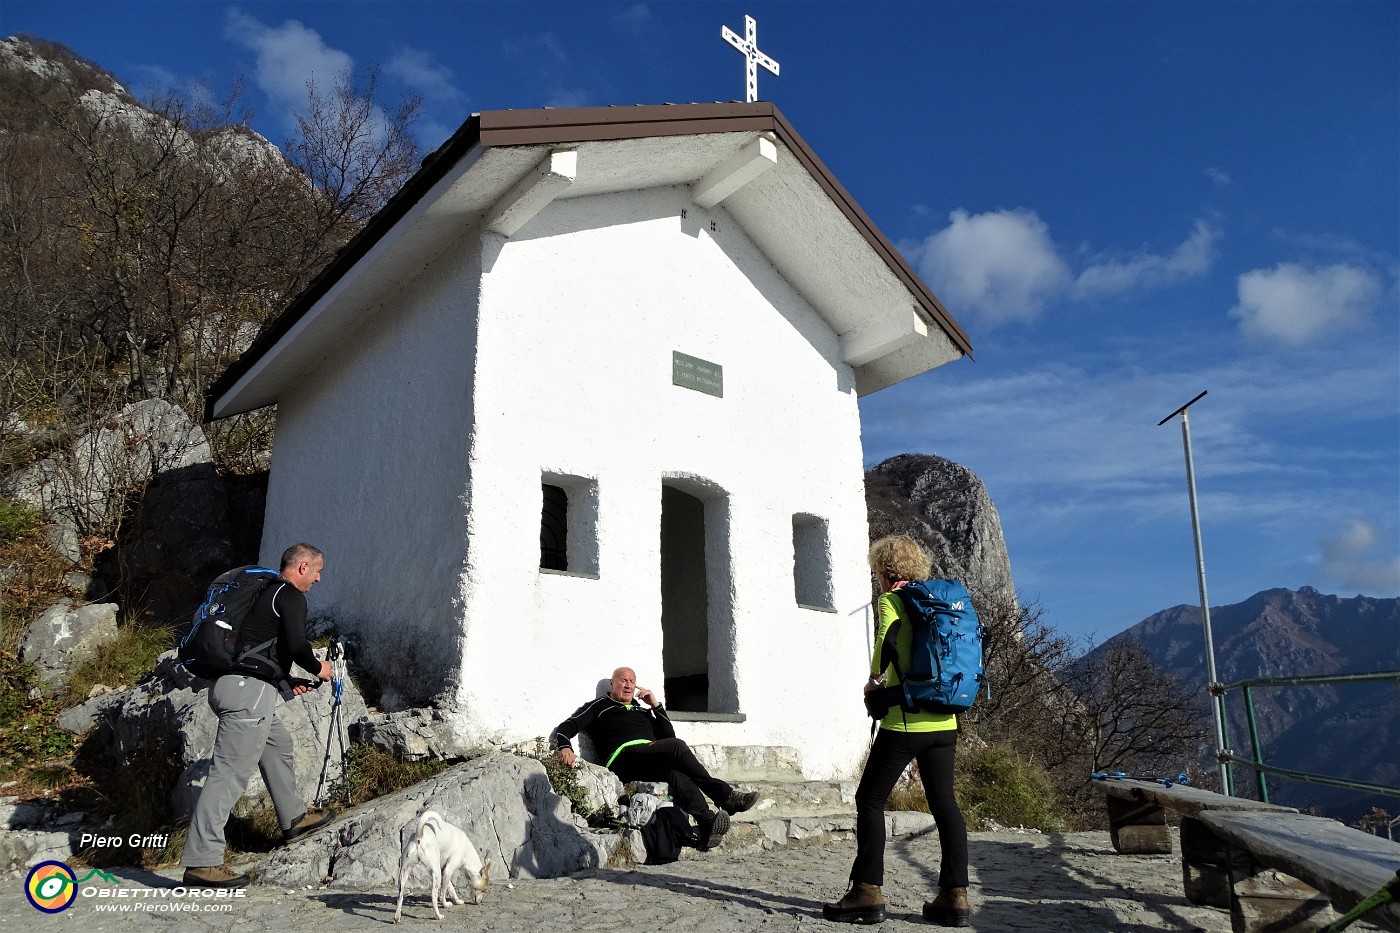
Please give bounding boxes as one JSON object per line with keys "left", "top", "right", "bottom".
{"left": 540, "top": 473, "right": 599, "bottom": 576}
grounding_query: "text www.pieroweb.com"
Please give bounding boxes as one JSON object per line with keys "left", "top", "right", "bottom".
{"left": 86, "top": 887, "right": 243, "bottom": 912}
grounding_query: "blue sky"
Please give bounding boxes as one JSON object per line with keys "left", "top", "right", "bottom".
{"left": 5, "top": 1, "right": 1397, "bottom": 644}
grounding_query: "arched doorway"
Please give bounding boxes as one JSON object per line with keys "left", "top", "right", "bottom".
{"left": 659, "top": 479, "right": 735, "bottom": 713}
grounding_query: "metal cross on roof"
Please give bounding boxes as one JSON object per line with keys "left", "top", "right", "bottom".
{"left": 721, "top": 14, "right": 779, "bottom": 103}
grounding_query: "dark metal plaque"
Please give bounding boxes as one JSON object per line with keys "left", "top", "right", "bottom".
{"left": 672, "top": 351, "right": 723, "bottom": 397}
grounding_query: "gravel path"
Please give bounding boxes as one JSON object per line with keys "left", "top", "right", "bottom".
{"left": 0, "top": 828, "right": 1283, "bottom": 931}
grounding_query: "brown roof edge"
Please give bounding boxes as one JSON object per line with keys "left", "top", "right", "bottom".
{"left": 763, "top": 109, "right": 974, "bottom": 360}
{"left": 205, "top": 102, "right": 971, "bottom": 421}
{"left": 475, "top": 103, "right": 971, "bottom": 359}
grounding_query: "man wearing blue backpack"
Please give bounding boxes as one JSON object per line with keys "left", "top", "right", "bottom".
{"left": 823, "top": 535, "right": 973, "bottom": 927}
{"left": 179, "top": 543, "right": 335, "bottom": 888}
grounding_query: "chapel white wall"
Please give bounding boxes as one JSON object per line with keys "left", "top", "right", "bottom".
{"left": 452, "top": 187, "right": 874, "bottom": 779}
{"left": 260, "top": 241, "right": 484, "bottom": 707}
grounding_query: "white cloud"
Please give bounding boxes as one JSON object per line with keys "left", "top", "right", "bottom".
{"left": 1204, "top": 167, "right": 1231, "bottom": 186}
{"left": 1073, "top": 219, "right": 1219, "bottom": 299}
{"left": 1320, "top": 519, "right": 1400, "bottom": 594}
{"left": 915, "top": 209, "right": 1070, "bottom": 324}
{"left": 501, "top": 33, "right": 589, "bottom": 108}
{"left": 386, "top": 47, "right": 466, "bottom": 107}
{"left": 915, "top": 209, "right": 1217, "bottom": 325}
{"left": 503, "top": 33, "right": 571, "bottom": 66}
{"left": 129, "top": 63, "right": 179, "bottom": 97}
{"left": 224, "top": 10, "right": 352, "bottom": 122}
{"left": 613, "top": 3, "right": 653, "bottom": 31}
{"left": 1228, "top": 262, "right": 1382, "bottom": 345}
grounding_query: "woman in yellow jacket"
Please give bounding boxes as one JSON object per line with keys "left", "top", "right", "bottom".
{"left": 823, "top": 534, "right": 971, "bottom": 927}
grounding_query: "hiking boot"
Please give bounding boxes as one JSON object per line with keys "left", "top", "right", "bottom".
{"left": 283, "top": 807, "right": 333, "bottom": 842}
{"left": 823, "top": 883, "right": 886, "bottom": 924}
{"left": 698, "top": 809, "right": 730, "bottom": 851}
{"left": 923, "top": 886, "right": 971, "bottom": 927}
{"left": 721, "top": 789, "right": 760, "bottom": 815}
{"left": 182, "top": 865, "right": 249, "bottom": 888}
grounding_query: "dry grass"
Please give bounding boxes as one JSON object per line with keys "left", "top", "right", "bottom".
{"left": 878, "top": 742, "right": 1066, "bottom": 833}
{"left": 330, "top": 742, "right": 452, "bottom": 808}
{"left": 61, "top": 624, "right": 173, "bottom": 706}
{"left": 0, "top": 498, "right": 74, "bottom": 653}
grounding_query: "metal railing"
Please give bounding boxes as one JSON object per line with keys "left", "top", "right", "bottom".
{"left": 1212, "top": 671, "right": 1400, "bottom": 804}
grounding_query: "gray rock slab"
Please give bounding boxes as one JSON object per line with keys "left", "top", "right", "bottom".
{"left": 92, "top": 651, "right": 368, "bottom": 820}
{"left": 256, "top": 753, "right": 617, "bottom": 888}
{"left": 20, "top": 600, "right": 119, "bottom": 690}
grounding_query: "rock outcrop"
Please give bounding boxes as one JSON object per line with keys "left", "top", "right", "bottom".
{"left": 865, "top": 453, "right": 1016, "bottom": 609}
{"left": 19, "top": 600, "right": 118, "bottom": 692}
{"left": 88, "top": 650, "right": 369, "bottom": 820}
{"left": 257, "top": 753, "right": 618, "bottom": 887}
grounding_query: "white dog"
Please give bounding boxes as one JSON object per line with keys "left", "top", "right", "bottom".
{"left": 392, "top": 809, "right": 492, "bottom": 922}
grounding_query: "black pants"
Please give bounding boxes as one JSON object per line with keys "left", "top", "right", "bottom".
{"left": 850, "top": 728, "right": 968, "bottom": 889}
{"left": 609, "top": 738, "right": 732, "bottom": 821}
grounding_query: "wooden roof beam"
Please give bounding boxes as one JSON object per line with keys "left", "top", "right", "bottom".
{"left": 691, "top": 135, "right": 778, "bottom": 209}
{"left": 486, "top": 149, "right": 577, "bottom": 237}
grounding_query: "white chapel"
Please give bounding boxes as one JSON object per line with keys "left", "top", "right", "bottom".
{"left": 205, "top": 102, "right": 973, "bottom": 779}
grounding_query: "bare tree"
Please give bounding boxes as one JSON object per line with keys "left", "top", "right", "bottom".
{"left": 945, "top": 592, "right": 1206, "bottom": 825}
{"left": 0, "top": 39, "right": 425, "bottom": 616}
{"left": 1063, "top": 637, "right": 1207, "bottom": 778}
{"left": 284, "top": 69, "right": 422, "bottom": 270}
{"left": 0, "top": 44, "right": 423, "bottom": 483}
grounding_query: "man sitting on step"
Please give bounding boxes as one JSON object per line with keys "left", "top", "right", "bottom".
{"left": 552, "top": 666, "right": 759, "bottom": 850}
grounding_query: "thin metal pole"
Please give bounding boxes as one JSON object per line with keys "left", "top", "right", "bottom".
{"left": 1242, "top": 685, "right": 1269, "bottom": 802}
{"left": 1159, "top": 391, "right": 1232, "bottom": 795}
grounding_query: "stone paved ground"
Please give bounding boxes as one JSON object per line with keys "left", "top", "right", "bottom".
{"left": 3, "top": 827, "right": 1379, "bottom": 932}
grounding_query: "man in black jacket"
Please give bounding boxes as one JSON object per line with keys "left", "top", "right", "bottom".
{"left": 553, "top": 667, "right": 758, "bottom": 849}
{"left": 179, "top": 543, "right": 336, "bottom": 888}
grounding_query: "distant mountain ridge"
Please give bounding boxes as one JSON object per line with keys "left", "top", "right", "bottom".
{"left": 1098, "top": 586, "right": 1399, "bottom": 821}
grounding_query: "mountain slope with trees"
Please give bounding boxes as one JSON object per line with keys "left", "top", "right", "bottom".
{"left": 1094, "top": 587, "right": 1399, "bottom": 821}
{"left": 0, "top": 34, "right": 423, "bottom": 624}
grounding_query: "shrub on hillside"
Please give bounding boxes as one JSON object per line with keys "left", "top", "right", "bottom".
{"left": 955, "top": 743, "right": 1064, "bottom": 832}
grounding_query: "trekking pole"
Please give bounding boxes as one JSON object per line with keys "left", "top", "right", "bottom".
{"left": 1090, "top": 771, "right": 1190, "bottom": 787}
{"left": 314, "top": 638, "right": 347, "bottom": 807}
{"left": 332, "top": 638, "right": 350, "bottom": 787}
{"left": 1324, "top": 870, "right": 1399, "bottom": 933}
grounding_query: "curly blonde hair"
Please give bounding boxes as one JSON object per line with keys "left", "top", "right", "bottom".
{"left": 868, "top": 535, "right": 931, "bottom": 584}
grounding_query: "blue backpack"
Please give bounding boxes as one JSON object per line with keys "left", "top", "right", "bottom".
{"left": 883, "top": 579, "right": 985, "bottom": 713}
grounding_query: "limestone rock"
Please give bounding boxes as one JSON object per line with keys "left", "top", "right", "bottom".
{"left": 20, "top": 600, "right": 119, "bottom": 691}
{"left": 866, "top": 453, "right": 1016, "bottom": 610}
{"left": 572, "top": 760, "right": 625, "bottom": 815}
{"left": 56, "top": 687, "right": 126, "bottom": 734}
{"left": 256, "top": 754, "right": 618, "bottom": 888}
{"left": 5, "top": 398, "right": 212, "bottom": 531}
{"left": 358, "top": 707, "right": 464, "bottom": 761}
{"left": 91, "top": 650, "right": 369, "bottom": 820}
{"left": 0, "top": 796, "right": 91, "bottom": 877}
{"left": 98, "top": 461, "right": 235, "bottom": 625}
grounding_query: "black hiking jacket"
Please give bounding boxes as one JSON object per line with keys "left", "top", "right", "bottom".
{"left": 551, "top": 695, "right": 676, "bottom": 763}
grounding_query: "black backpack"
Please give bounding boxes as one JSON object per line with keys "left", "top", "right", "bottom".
{"left": 179, "top": 566, "right": 284, "bottom": 681}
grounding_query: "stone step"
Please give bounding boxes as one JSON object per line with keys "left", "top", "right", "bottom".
{"left": 731, "top": 778, "right": 856, "bottom": 821}
{"left": 688, "top": 809, "right": 936, "bottom": 856}
{"left": 690, "top": 744, "right": 805, "bottom": 782}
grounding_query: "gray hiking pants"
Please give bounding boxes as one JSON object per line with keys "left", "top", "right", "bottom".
{"left": 181, "top": 674, "right": 305, "bottom": 868}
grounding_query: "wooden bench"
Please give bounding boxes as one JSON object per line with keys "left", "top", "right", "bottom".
{"left": 1092, "top": 778, "right": 1400, "bottom": 932}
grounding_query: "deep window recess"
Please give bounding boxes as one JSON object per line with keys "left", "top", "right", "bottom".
{"left": 793, "top": 513, "right": 834, "bottom": 609}
{"left": 540, "top": 474, "right": 600, "bottom": 576}
{"left": 540, "top": 484, "right": 569, "bottom": 570}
